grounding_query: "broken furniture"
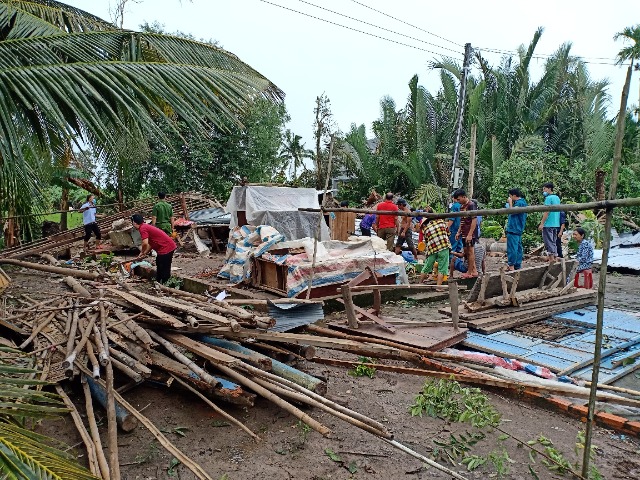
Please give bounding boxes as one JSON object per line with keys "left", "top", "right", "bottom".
{"left": 440, "top": 260, "right": 596, "bottom": 333}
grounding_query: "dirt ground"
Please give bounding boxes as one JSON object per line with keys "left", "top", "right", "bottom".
{"left": 3, "top": 248, "right": 640, "bottom": 479}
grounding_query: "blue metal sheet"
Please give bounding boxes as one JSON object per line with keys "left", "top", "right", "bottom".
{"left": 463, "top": 333, "right": 532, "bottom": 357}
{"left": 488, "top": 332, "right": 542, "bottom": 349}
{"left": 519, "top": 352, "right": 575, "bottom": 371}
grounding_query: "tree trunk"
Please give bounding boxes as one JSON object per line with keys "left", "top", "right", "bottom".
{"left": 117, "top": 164, "right": 125, "bottom": 212}
{"left": 595, "top": 169, "right": 606, "bottom": 201}
{"left": 60, "top": 187, "right": 69, "bottom": 231}
{"left": 60, "top": 145, "right": 72, "bottom": 231}
{"left": 4, "top": 207, "right": 17, "bottom": 248}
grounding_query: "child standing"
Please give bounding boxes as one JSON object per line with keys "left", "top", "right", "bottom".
{"left": 573, "top": 227, "right": 594, "bottom": 289}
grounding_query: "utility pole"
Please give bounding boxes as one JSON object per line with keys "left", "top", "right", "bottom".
{"left": 450, "top": 43, "right": 472, "bottom": 192}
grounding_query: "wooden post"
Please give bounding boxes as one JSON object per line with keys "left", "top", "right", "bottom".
{"left": 180, "top": 193, "right": 190, "bottom": 220}
{"left": 468, "top": 123, "right": 477, "bottom": 199}
{"left": 448, "top": 279, "right": 460, "bottom": 331}
{"left": 341, "top": 285, "right": 359, "bottom": 328}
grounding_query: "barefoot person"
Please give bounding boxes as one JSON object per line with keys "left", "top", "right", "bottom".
{"left": 505, "top": 188, "right": 528, "bottom": 271}
{"left": 130, "top": 214, "right": 177, "bottom": 284}
{"left": 538, "top": 182, "right": 561, "bottom": 263}
{"left": 79, "top": 194, "right": 101, "bottom": 252}
{"left": 453, "top": 189, "right": 478, "bottom": 278}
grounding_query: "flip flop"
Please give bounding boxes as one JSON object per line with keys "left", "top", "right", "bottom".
{"left": 461, "top": 273, "right": 478, "bottom": 279}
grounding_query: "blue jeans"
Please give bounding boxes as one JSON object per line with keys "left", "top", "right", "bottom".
{"left": 507, "top": 232, "right": 523, "bottom": 270}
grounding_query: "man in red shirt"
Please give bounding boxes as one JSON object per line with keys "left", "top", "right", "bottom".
{"left": 374, "top": 192, "right": 399, "bottom": 251}
{"left": 131, "top": 214, "right": 177, "bottom": 284}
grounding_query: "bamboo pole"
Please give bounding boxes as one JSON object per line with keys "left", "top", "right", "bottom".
{"left": 582, "top": 56, "right": 632, "bottom": 479}
{"left": 76, "top": 364, "right": 214, "bottom": 480}
{"left": 105, "top": 361, "right": 121, "bottom": 480}
{"left": 0, "top": 258, "right": 100, "bottom": 280}
{"left": 241, "top": 362, "right": 388, "bottom": 434}
{"left": 86, "top": 341, "right": 101, "bottom": 379}
{"left": 299, "top": 196, "right": 640, "bottom": 219}
{"left": 384, "top": 439, "right": 467, "bottom": 480}
{"left": 306, "top": 136, "right": 334, "bottom": 299}
{"left": 19, "top": 310, "right": 57, "bottom": 349}
{"left": 63, "top": 314, "right": 96, "bottom": 376}
{"left": 81, "top": 380, "right": 110, "bottom": 480}
{"left": 54, "top": 385, "right": 101, "bottom": 478}
{"left": 147, "top": 330, "right": 221, "bottom": 387}
{"left": 215, "top": 363, "right": 331, "bottom": 436}
{"left": 169, "top": 375, "right": 260, "bottom": 441}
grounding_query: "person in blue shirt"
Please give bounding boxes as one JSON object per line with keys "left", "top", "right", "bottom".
{"left": 359, "top": 213, "right": 376, "bottom": 236}
{"left": 556, "top": 211, "right": 568, "bottom": 258}
{"left": 538, "top": 182, "right": 561, "bottom": 263}
{"left": 447, "top": 195, "right": 462, "bottom": 252}
{"left": 79, "top": 194, "right": 101, "bottom": 252}
{"left": 573, "top": 227, "right": 594, "bottom": 288}
{"left": 505, "top": 188, "right": 528, "bottom": 270}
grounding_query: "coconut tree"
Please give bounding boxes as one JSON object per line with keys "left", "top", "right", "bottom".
{"left": 0, "top": 0, "right": 283, "bottom": 244}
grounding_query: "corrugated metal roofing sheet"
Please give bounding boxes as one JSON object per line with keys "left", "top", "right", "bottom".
{"left": 267, "top": 301, "right": 324, "bottom": 332}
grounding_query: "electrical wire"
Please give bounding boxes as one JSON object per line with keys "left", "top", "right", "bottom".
{"left": 476, "top": 46, "right": 619, "bottom": 66}
{"left": 297, "top": 0, "right": 461, "bottom": 54}
{"left": 349, "top": 0, "right": 463, "bottom": 47}
{"left": 258, "top": 0, "right": 462, "bottom": 57}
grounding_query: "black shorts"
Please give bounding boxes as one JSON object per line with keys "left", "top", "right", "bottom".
{"left": 463, "top": 237, "right": 477, "bottom": 248}
{"left": 83, "top": 222, "right": 101, "bottom": 241}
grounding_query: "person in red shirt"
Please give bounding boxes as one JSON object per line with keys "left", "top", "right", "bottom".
{"left": 131, "top": 214, "right": 177, "bottom": 284}
{"left": 374, "top": 192, "right": 399, "bottom": 251}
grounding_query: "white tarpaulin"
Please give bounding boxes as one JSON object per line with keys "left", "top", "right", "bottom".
{"left": 225, "top": 186, "right": 329, "bottom": 241}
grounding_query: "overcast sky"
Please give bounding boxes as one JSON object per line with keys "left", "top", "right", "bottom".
{"left": 67, "top": 0, "right": 639, "bottom": 148}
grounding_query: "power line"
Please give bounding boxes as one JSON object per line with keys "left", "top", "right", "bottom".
{"left": 476, "top": 46, "right": 619, "bottom": 66}
{"left": 349, "top": 0, "right": 464, "bottom": 48}
{"left": 297, "top": 0, "right": 460, "bottom": 54}
{"left": 258, "top": 0, "right": 462, "bottom": 57}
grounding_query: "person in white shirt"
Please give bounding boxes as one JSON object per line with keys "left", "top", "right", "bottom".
{"left": 79, "top": 194, "right": 101, "bottom": 251}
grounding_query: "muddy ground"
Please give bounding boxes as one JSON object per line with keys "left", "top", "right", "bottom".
{"left": 3, "top": 248, "right": 640, "bottom": 480}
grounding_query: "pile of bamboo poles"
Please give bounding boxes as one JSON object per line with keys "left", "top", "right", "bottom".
{"left": 5, "top": 278, "right": 473, "bottom": 480}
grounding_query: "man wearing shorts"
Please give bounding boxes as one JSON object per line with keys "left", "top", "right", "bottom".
{"left": 419, "top": 218, "right": 451, "bottom": 286}
{"left": 538, "top": 182, "right": 561, "bottom": 263}
{"left": 394, "top": 199, "right": 418, "bottom": 258}
{"left": 453, "top": 189, "right": 478, "bottom": 278}
{"left": 80, "top": 194, "right": 101, "bottom": 251}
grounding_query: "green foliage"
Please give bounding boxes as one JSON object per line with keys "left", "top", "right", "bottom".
{"left": 480, "top": 219, "right": 505, "bottom": 240}
{"left": 348, "top": 357, "right": 376, "bottom": 378}
{"left": 410, "top": 378, "right": 501, "bottom": 428}
{"left": 164, "top": 276, "right": 184, "bottom": 289}
{"left": 487, "top": 448, "right": 514, "bottom": 477}
{"left": 98, "top": 252, "right": 114, "bottom": 268}
{"left": 0, "top": 347, "right": 99, "bottom": 479}
{"left": 432, "top": 431, "right": 485, "bottom": 465}
{"left": 411, "top": 183, "right": 448, "bottom": 211}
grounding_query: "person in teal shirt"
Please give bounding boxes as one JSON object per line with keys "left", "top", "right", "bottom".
{"left": 505, "top": 188, "right": 528, "bottom": 270}
{"left": 537, "top": 182, "right": 561, "bottom": 263}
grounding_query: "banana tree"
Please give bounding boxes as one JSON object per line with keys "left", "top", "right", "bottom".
{"left": 0, "top": 0, "right": 283, "bottom": 241}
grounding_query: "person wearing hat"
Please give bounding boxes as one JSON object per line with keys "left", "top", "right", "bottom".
{"left": 394, "top": 198, "right": 417, "bottom": 258}
{"left": 419, "top": 217, "right": 451, "bottom": 286}
{"left": 130, "top": 214, "right": 177, "bottom": 284}
{"left": 374, "top": 192, "right": 399, "bottom": 251}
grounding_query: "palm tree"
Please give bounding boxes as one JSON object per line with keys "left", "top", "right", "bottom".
{"left": 0, "top": 346, "right": 98, "bottom": 479}
{"left": 0, "top": 0, "right": 283, "bottom": 243}
{"left": 280, "top": 130, "right": 311, "bottom": 180}
{"left": 610, "top": 25, "right": 640, "bottom": 197}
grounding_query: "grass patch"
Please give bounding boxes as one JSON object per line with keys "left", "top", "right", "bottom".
{"left": 43, "top": 212, "right": 84, "bottom": 229}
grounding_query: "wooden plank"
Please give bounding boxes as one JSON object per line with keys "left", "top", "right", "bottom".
{"left": 439, "top": 290, "right": 597, "bottom": 319}
{"left": 467, "top": 261, "right": 577, "bottom": 302}
{"left": 474, "top": 299, "right": 597, "bottom": 334}
{"left": 341, "top": 285, "right": 359, "bottom": 329}
{"left": 108, "top": 289, "right": 186, "bottom": 328}
{"left": 336, "top": 297, "right": 395, "bottom": 332}
{"left": 342, "top": 284, "right": 466, "bottom": 293}
{"left": 477, "top": 273, "right": 490, "bottom": 304}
